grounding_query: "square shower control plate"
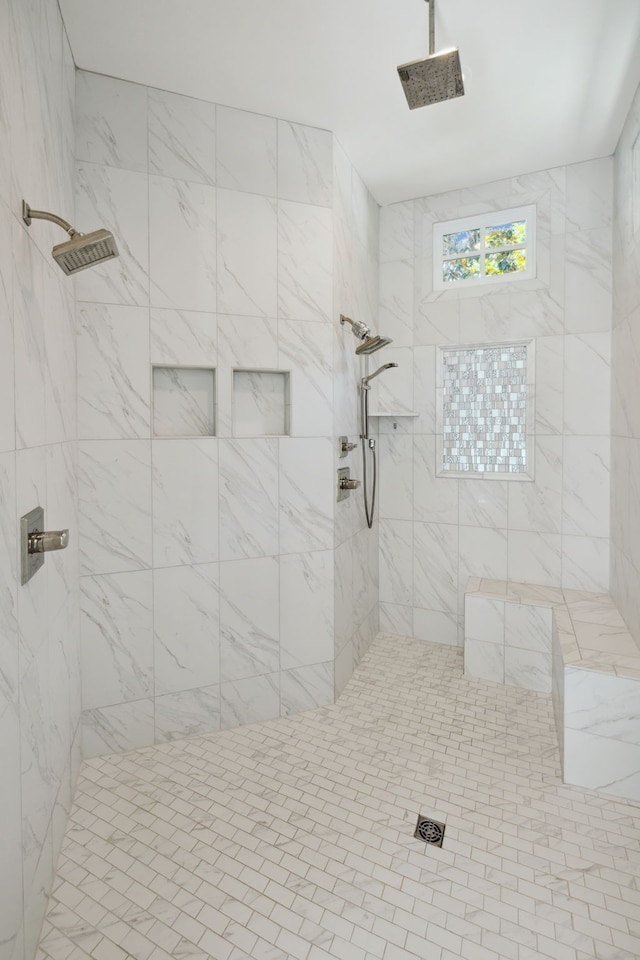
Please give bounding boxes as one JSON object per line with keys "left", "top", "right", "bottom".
{"left": 20, "top": 506, "right": 45, "bottom": 585}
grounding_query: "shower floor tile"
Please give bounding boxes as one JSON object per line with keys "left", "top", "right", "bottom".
{"left": 38, "top": 635, "right": 640, "bottom": 960}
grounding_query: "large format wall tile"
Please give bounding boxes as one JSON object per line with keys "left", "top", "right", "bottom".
{"left": 75, "top": 72, "right": 147, "bottom": 172}
{"left": 219, "top": 557, "right": 279, "bottom": 683}
{"left": 149, "top": 88, "right": 216, "bottom": 185}
{"left": 78, "top": 302, "right": 150, "bottom": 439}
{"left": 149, "top": 176, "right": 216, "bottom": 311}
{"left": 75, "top": 163, "right": 149, "bottom": 306}
{"left": 277, "top": 121, "right": 332, "bottom": 207}
{"left": 278, "top": 200, "right": 332, "bottom": 322}
{"left": 219, "top": 439, "right": 278, "bottom": 561}
{"left": 217, "top": 106, "right": 277, "bottom": 196}
{"left": 280, "top": 550, "right": 333, "bottom": 669}
{"left": 152, "top": 438, "right": 218, "bottom": 567}
{"left": 154, "top": 563, "right": 219, "bottom": 695}
{"left": 79, "top": 440, "right": 152, "bottom": 575}
{"left": 217, "top": 189, "right": 277, "bottom": 316}
{"left": 80, "top": 571, "right": 153, "bottom": 709}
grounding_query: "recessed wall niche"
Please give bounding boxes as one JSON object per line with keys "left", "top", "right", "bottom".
{"left": 233, "top": 370, "right": 290, "bottom": 436}
{"left": 153, "top": 366, "right": 216, "bottom": 437}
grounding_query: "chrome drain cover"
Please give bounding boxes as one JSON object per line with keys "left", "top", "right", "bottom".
{"left": 414, "top": 815, "right": 446, "bottom": 847}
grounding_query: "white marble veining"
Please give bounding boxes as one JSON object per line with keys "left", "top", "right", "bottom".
{"left": 220, "top": 672, "right": 280, "bottom": 728}
{"left": 0, "top": 203, "right": 14, "bottom": 453}
{"left": 280, "top": 661, "right": 334, "bottom": 714}
{"left": 412, "top": 435, "right": 458, "bottom": 524}
{"left": 78, "top": 301, "right": 150, "bottom": 439}
{"left": 150, "top": 308, "right": 217, "bottom": 365}
{"left": 280, "top": 550, "right": 333, "bottom": 669}
{"left": 155, "top": 685, "right": 220, "bottom": 742}
{"left": 80, "top": 571, "right": 153, "bottom": 709}
{"left": 507, "top": 530, "right": 562, "bottom": 586}
{"left": 232, "top": 370, "right": 288, "bottom": 436}
{"left": 379, "top": 259, "right": 414, "bottom": 347}
{"left": 277, "top": 120, "right": 332, "bottom": 207}
{"left": 505, "top": 645, "right": 552, "bottom": 692}
{"left": 562, "top": 436, "right": 610, "bottom": 539}
{"left": 277, "top": 199, "right": 332, "bottom": 322}
{"left": 149, "top": 176, "right": 216, "bottom": 311}
{"left": 219, "top": 438, "right": 279, "bottom": 560}
{"left": 148, "top": 88, "right": 216, "bottom": 184}
{"left": 464, "top": 638, "right": 504, "bottom": 683}
{"left": 75, "top": 162, "right": 149, "bottom": 306}
{"left": 279, "top": 437, "right": 333, "bottom": 553}
{"left": 505, "top": 601, "right": 553, "bottom": 652}
{"left": 152, "top": 438, "right": 218, "bottom": 567}
{"left": 13, "top": 219, "right": 46, "bottom": 450}
{"left": 219, "top": 557, "right": 279, "bottom": 683}
{"left": 82, "top": 698, "right": 154, "bottom": 759}
{"left": 379, "top": 519, "right": 412, "bottom": 607}
{"left": 79, "top": 440, "right": 152, "bottom": 575}
{"left": 379, "top": 200, "right": 414, "bottom": 263}
{"left": 413, "top": 521, "right": 458, "bottom": 614}
{"left": 278, "top": 319, "right": 332, "bottom": 437}
{"left": 153, "top": 563, "right": 219, "bottom": 695}
{"left": 564, "top": 227, "right": 613, "bottom": 335}
{"left": 216, "top": 106, "right": 277, "bottom": 196}
{"left": 378, "top": 434, "right": 413, "bottom": 522}
{"left": 563, "top": 333, "right": 611, "bottom": 436}
{"left": 75, "top": 72, "right": 147, "bottom": 172}
{"left": 152, "top": 366, "right": 215, "bottom": 437}
{"left": 217, "top": 188, "right": 277, "bottom": 316}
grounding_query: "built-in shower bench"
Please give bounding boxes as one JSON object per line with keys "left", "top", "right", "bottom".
{"left": 464, "top": 578, "right": 640, "bottom": 803}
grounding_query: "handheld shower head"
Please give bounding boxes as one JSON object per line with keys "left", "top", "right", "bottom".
{"left": 361, "top": 362, "right": 399, "bottom": 388}
{"left": 22, "top": 201, "right": 119, "bottom": 276}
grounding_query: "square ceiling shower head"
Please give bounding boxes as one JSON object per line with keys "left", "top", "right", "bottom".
{"left": 398, "top": 48, "right": 464, "bottom": 109}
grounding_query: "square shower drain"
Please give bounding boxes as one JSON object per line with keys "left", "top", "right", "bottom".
{"left": 414, "top": 815, "right": 446, "bottom": 847}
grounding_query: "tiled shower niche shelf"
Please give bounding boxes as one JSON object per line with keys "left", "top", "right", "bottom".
{"left": 233, "top": 369, "right": 290, "bottom": 437}
{"left": 153, "top": 366, "right": 216, "bottom": 437}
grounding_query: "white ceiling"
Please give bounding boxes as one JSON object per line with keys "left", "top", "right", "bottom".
{"left": 58, "top": 0, "right": 640, "bottom": 205}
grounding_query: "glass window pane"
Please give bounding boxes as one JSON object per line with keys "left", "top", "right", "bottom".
{"left": 485, "top": 219, "right": 526, "bottom": 248}
{"left": 485, "top": 250, "right": 527, "bottom": 276}
{"left": 442, "top": 229, "right": 480, "bottom": 256}
{"left": 442, "top": 256, "right": 480, "bottom": 283}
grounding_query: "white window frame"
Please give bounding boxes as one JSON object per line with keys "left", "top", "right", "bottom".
{"left": 435, "top": 339, "right": 535, "bottom": 482}
{"left": 433, "top": 204, "right": 537, "bottom": 290}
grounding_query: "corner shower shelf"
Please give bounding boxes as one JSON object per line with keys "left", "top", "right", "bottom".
{"left": 368, "top": 411, "right": 418, "bottom": 418}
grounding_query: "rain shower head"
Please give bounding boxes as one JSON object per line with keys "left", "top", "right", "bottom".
{"left": 22, "top": 201, "right": 119, "bottom": 276}
{"left": 356, "top": 335, "right": 393, "bottom": 355}
{"left": 398, "top": 0, "right": 464, "bottom": 109}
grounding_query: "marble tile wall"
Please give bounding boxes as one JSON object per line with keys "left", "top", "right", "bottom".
{"left": 332, "top": 141, "right": 381, "bottom": 694}
{"left": 611, "top": 80, "right": 640, "bottom": 648}
{"left": 376, "top": 161, "right": 613, "bottom": 644}
{"left": 0, "top": 3, "right": 80, "bottom": 960}
{"left": 75, "top": 72, "right": 379, "bottom": 754}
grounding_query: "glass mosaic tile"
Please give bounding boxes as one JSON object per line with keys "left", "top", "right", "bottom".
{"left": 439, "top": 342, "right": 531, "bottom": 475}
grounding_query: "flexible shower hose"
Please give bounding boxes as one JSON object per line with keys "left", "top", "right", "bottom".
{"left": 361, "top": 385, "right": 376, "bottom": 530}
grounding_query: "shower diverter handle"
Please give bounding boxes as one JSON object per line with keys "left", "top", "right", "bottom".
{"left": 28, "top": 528, "right": 69, "bottom": 554}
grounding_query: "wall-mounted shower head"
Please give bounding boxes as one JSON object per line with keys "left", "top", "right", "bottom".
{"left": 397, "top": 0, "right": 464, "bottom": 109}
{"left": 356, "top": 335, "right": 393, "bottom": 355}
{"left": 341, "top": 314, "right": 394, "bottom": 355}
{"left": 361, "top": 362, "right": 399, "bottom": 388}
{"left": 340, "top": 314, "right": 371, "bottom": 341}
{"left": 22, "top": 201, "right": 119, "bottom": 276}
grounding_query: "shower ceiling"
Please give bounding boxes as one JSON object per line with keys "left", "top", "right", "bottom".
{"left": 58, "top": 0, "right": 640, "bottom": 205}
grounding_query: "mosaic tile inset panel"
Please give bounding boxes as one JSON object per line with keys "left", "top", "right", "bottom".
{"left": 440, "top": 342, "right": 530, "bottom": 475}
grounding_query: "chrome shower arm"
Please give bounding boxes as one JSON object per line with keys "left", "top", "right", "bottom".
{"left": 22, "top": 201, "right": 77, "bottom": 237}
